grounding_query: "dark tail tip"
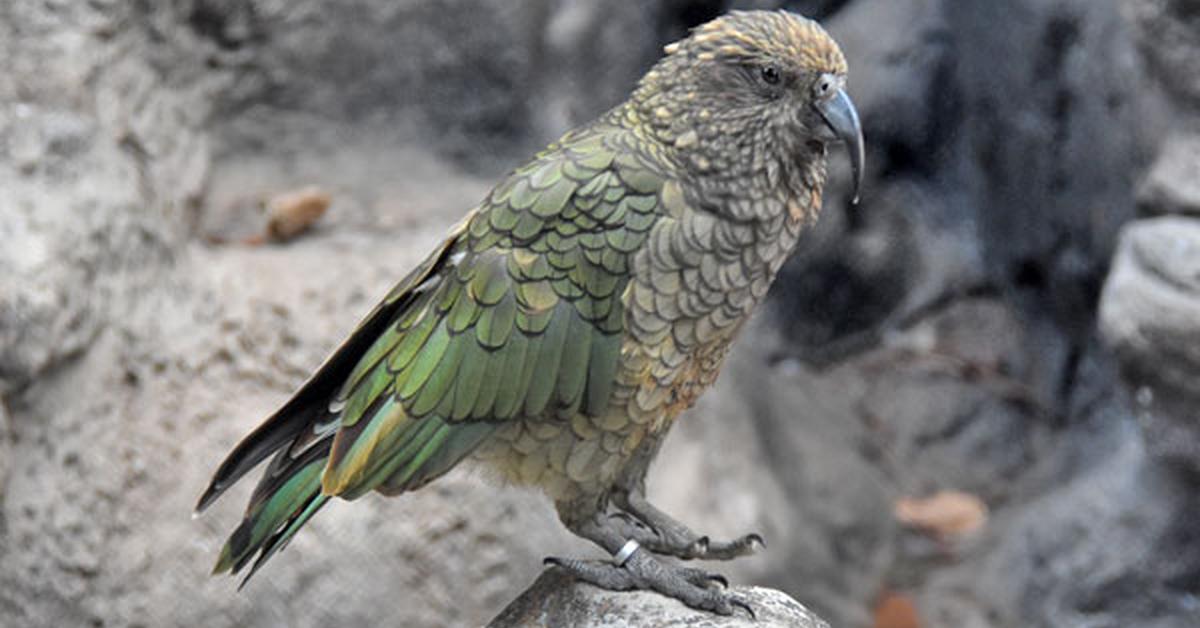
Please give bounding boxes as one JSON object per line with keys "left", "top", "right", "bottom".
{"left": 195, "top": 481, "right": 224, "bottom": 514}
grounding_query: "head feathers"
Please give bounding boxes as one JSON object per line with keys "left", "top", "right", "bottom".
{"left": 668, "top": 10, "right": 846, "bottom": 76}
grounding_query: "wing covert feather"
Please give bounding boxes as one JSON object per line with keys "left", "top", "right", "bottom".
{"left": 322, "top": 123, "right": 667, "bottom": 498}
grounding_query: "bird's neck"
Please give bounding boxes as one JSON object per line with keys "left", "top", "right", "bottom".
{"left": 620, "top": 94, "right": 829, "bottom": 227}
{"left": 612, "top": 93, "right": 831, "bottom": 319}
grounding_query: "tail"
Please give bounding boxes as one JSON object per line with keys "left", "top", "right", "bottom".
{"left": 194, "top": 273, "right": 417, "bottom": 515}
{"left": 194, "top": 260, "right": 416, "bottom": 585}
{"left": 210, "top": 440, "right": 332, "bottom": 585}
{"left": 208, "top": 411, "right": 496, "bottom": 587}
{"left": 196, "top": 221, "right": 474, "bottom": 585}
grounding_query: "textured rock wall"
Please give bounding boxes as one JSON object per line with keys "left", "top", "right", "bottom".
{"left": 1, "top": 1, "right": 1197, "bottom": 627}
{"left": 0, "top": 2, "right": 208, "bottom": 394}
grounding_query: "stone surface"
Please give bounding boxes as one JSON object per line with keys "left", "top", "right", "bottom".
{"left": 1100, "top": 216, "right": 1200, "bottom": 473}
{"left": 0, "top": 399, "right": 9, "bottom": 501}
{"left": 1126, "top": 0, "right": 1200, "bottom": 108}
{"left": 920, "top": 411, "right": 1200, "bottom": 628}
{"left": 489, "top": 569, "right": 829, "bottom": 628}
{"left": 1100, "top": 216, "right": 1200, "bottom": 397}
{"left": 1139, "top": 134, "right": 1200, "bottom": 216}
{"left": 0, "top": 2, "right": 207, "bottom": 394}
{"left": 0, "top": 233, "right": 591, "bottom": 627}
{"left": 772, "top": 0, "right": 1152, "bottom": 384}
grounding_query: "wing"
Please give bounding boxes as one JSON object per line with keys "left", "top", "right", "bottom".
{"left": 320, "top": 123, "right": 669, "bottom": 499}
{"left": 203, "top": 121, "right": 674, "bottom": 581}
{"left": 201, "top": 218, "right": 467, "bottom": 581}
{"left": 195, "top": 220, "right": 465, "bottom": 514}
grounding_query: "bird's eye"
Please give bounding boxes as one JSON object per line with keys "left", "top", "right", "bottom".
{"left": 760, "top": 65, "right": 781, "bottom": 85}
{"left": 815, "top": 74, "right": 835, "bottom": 98}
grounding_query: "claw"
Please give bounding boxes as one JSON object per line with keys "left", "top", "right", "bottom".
{"left": 730, "top": 597, "right": 757, "bottom": 620}
{"left": 543, "top": 556, "right": 563, "bottom": 567}
{"left": 609, "top": 511, "right": 647, "bottom": 530}
{"left": 608, "top": 511, "right": 633, "bottom": 524}
{"left": 689, "top": 535, "right": 710, "bottom": 557}
{"left": 747, "top": 533, "right": 765, "bottom": 549}
{"left": 707, "top": 573, "right": 729, "bottom": 589}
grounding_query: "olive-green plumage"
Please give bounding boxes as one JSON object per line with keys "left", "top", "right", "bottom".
{"left": 197, "top": 10, "right": 863, "bottom": 610}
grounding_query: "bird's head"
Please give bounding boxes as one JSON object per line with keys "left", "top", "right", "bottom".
{"left": 632, "top": 10, "right": 864, "bottom": 214}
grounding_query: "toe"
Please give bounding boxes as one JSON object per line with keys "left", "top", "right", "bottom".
{"left": 675, "top": 566, "right": 729, "bottom": 589}
{"left": 608, "top": 511, "right": 647, "bottom": 530}
{"left": 729, "top": 596, "right": 757, "bottom": 620}
{"left": 681, "top": 535, "right": 709, "bottom": 559}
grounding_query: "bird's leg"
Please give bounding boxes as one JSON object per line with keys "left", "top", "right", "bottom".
{"left": 545, "top": 501, "right": 753, "bottom": 617}
{"left": 609, "top": 488, "right": 764, "bottom": 561}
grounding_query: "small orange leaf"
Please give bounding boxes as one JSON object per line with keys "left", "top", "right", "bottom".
{"left": 265, "top": 186, "right": 330, "bottom": 242}
{"left": 874, "top": 591, "right": 921, "bottom": 628}
{"left": 894, "top": 490, "right": 988, "bottom": 539}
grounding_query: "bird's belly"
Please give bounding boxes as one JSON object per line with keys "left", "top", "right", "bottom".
{"left": 471, "top": 338, "right": 732, "bottom": 502}
{"left": 473, "top": 413, "right": 655, "bottom": 501}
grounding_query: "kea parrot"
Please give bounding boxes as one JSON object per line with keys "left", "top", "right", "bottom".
{"left": 197, "top": 9, "right": 863, "bottom": 616}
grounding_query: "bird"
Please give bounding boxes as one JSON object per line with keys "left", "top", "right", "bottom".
{"left": 196, "top": 9, "right": 863, "bottom": 616}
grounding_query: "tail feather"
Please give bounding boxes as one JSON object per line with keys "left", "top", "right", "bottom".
{"left": 195, "top": 403, "right": 321, "bottom": 514}
{"left": 377, "top": 421, "right": 496, "bottom": 495}
{"left": 323, "top": 402, "right": 498, "bottom": 501}
{"left": 195, "top": 311, "right": 399, "bottom": 513}
{"left": 208, "top": 415, "right": 493, "bottom": 585}
{"left": 198, "top": 224, "right": 477, "bottom": 586}
{"left": 212, "top": 440, "right": 331, "bottom": 580}
{"left": 237, "top": 492, "right": 330, "bottom": 588}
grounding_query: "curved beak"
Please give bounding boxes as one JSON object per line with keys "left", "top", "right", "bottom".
{"left": 815, "top": 88, "right": 865, "bottom": 204}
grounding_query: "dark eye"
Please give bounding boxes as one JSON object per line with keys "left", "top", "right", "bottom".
{"left": 760, "top": 65, "right": 781, "bottom": 85}
{"left": 815, "top": 74, "right": 835, "bottom": 97}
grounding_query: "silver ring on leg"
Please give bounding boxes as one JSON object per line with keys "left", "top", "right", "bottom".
{"left": 613, "top": 539, "right": 640, "bottom": 566}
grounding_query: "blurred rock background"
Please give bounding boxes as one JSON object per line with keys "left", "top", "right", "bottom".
{"left": 1, "top": 0, "right": 1197, "bottom": 626}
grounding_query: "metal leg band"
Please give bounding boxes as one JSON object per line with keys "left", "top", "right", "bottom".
{"left": 613, "top": 539, "right": 640, "bottom": 566}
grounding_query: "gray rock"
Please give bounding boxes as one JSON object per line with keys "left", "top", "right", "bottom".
{"left": 1139, "top": 134, "right": 1200, "bottom": 215}
{"left": 772, "top": 0, "right": 1153, "bottom": 377}
{"left": 1126, "top": 0, "right": 1200, "bottom": 108}
{"left": 1099, "top": 216, "right": 1200, "bottom": 392}
{"left": 489, "top": 569, "right": 829, "bottom": 628}
{"left": 0, "top": 235, "right": 581, "bottom": 628}
{"left": 945, "top": 0, "right": 1143, "bottom": 308}
{"left": 1099, "top": 216, "right": 1200, "bottom": 472}
{"left": 0, "top": 1, "right": 211, "bottom": 393}
{"left": 0, "top": 399, "right": 9, "bottom": 499}
{"left": 921, "top": 411, "right": 1200, "bottom": 628}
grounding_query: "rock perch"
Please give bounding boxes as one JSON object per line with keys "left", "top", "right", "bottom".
{"left": 489, "top": 568, "right": 830, "bottom": 627}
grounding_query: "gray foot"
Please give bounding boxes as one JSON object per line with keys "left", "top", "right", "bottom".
{"left": 552, "top": 507, "right": 753, "bottom": 617}
{"left": 544, "top": 552, "right": 753, "bottom": 618}
{"left": 611, "top": 492, "right": 765, "bottom": 560}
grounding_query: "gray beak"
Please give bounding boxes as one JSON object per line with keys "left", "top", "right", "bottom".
{"left": 815, "top": 88, "right": 865, "bottom": 204}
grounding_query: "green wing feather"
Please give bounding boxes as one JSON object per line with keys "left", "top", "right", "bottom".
{"left": 321, "top": 122, "right": 667, "bottom": 498}
{"left": 207, "top": 119, "right": 668, "bottom": 581}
